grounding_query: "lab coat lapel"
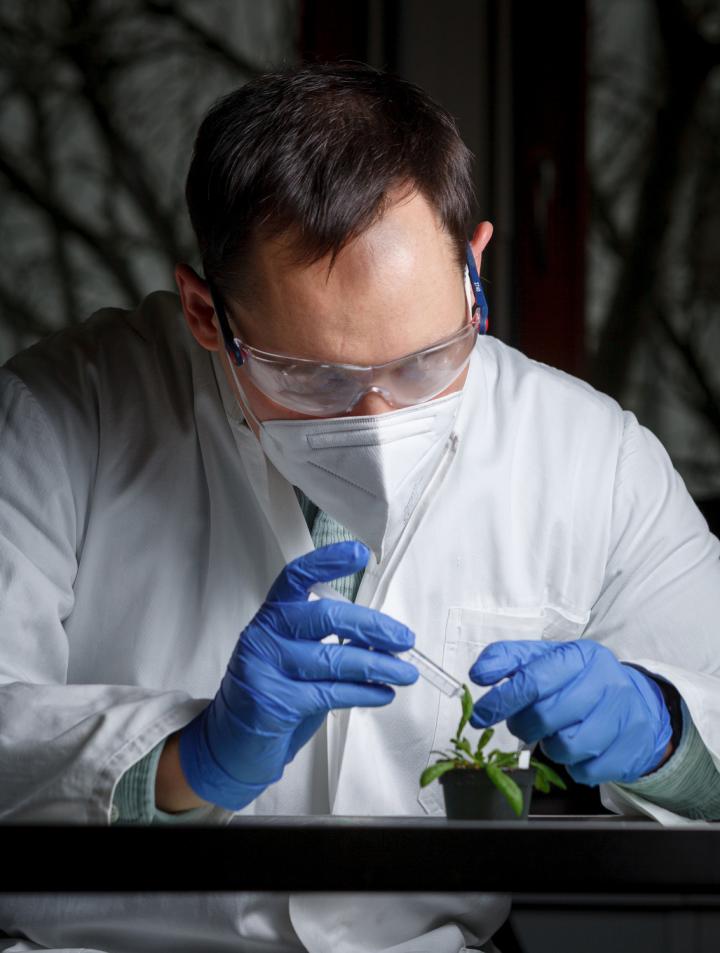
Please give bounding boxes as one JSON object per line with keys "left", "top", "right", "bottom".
{"left": 209, "top": 350, "right": 315, "bottom": 566}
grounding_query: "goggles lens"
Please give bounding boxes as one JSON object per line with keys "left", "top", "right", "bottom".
{"left": 238, "top": 321, "right": 478, "bottom": 416}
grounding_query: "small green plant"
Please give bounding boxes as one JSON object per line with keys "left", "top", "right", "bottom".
{"left": 420, "top": 684, "right": 567, "bottom": 817}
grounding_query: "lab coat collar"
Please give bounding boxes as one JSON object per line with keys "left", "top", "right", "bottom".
{"left": 209, "top": 347, "right": 316, "bottom": 568}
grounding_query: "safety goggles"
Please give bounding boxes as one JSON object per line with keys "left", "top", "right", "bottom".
{"left": 209, "top": 242, "right": 489, "bottom": 417}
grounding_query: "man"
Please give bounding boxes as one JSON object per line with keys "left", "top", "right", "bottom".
{"left": 0, "top": 62, "right": 719, "bottom": 953}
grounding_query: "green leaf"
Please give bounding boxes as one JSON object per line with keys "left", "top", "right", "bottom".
{"left": 420, "top": 760, "right": 457, "bottom": 788}
{"left": 531, "top": 760, "right": 567, "bottom": 790}
{"left": 455, "top": 737, "right": 474, "bottom": 758}
{"left": 533, "top": 772, "right": 551, "bottom": 794}
{"left": 486, "top": 763, "right": 524, "bottom": 817}
{"left": 456, "top": 684, "right": 474, "bottom": 739}
{"left": 451, "top": 752, "right": 476, "bottom": 768}
{"left": 489, "top": 751, "right": 518, "bottom": 769}
{"left": 474, "top": 727, "right": 494, "bottom": 761}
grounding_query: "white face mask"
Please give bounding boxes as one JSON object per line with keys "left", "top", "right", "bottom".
{"left": 225, "top": 355, "right": 465, "bottom": 563}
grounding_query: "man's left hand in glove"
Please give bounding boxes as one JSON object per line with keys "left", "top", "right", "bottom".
{"left": 469, "top": 640, "right": 674, "bottom": 785}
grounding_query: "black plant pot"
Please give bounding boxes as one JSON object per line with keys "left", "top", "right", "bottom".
{"left": 439, "top": 767, "right": 536, "bottom": 820}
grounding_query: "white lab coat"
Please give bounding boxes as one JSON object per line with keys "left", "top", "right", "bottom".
{"left": 0, "top": 291, "right": 718, "bottom": 953}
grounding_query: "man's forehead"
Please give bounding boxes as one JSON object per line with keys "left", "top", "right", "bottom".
{"left": 242, "top": 191, "right": 460, "bottom": 316}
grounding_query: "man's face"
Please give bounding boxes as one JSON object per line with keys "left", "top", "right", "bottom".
{"left": 179, "top": 189, "right": 492, "bottom": 437}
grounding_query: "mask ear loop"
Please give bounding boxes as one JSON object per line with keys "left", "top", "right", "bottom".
{"left": 224, "top": 346, "right": 264, "bottom": 433}
{"left": 463, "top": 265, "right": 474, "bottom": 314}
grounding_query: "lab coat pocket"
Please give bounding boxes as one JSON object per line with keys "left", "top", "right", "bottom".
{"left": 417, "top": 605, "right": 588, "bottom": 815}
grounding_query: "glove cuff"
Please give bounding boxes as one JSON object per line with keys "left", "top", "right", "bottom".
{"left": 648, "top": 674, "right": 683, "bottom": 755}
{"left": 178, "top": 708, "right": 269, "bottom": 812}
{"left": 623, "top": 663, "right": 674, "bottom": 773}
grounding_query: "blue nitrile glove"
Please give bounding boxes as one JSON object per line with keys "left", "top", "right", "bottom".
{"left": 468, "top": 640, "right": 672, "bottom": 786}
{"left": 178, "top": 540, "right": 417, "bottom": 811}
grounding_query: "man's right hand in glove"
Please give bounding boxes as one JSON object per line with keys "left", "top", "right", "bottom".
{"left": 171, "top": 540, "right": 417, "bottom": 811}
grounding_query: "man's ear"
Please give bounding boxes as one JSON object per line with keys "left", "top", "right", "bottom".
{"left": 469, "top": 221, "right": 494, "bottom": 273}
{"left": 175, "top": 263, "right": 220, "bottom": 351}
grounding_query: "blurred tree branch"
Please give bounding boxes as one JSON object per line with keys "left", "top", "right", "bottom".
{"left": 0, "top": 282, "right": 59, "bottom": 338}
{"left": 589, "top": 180, "right": 628, "bottom": 259}
{"left": 28, "top": 89, "right": 82, "bottom": 326}
{"left": 590, "top": 0, "right": 720, "bottom": 399}
{"left": 0, "top": 152, "right": 143, "bottom": 301}
{"left": 144, "top": 1, "right": 268, "bottom": 76}
{"left": 62, "top": 2, "right": 186, "bottom": 267}
{"left": 653, "top": 304, "right": 720, "bottom": 436}
{"left": 0, "top": 0, "right": 296, "bottom": 352}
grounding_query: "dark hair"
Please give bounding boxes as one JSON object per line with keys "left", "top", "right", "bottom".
{"left": 185, "top": 61, "right": 475, "bottom": 303}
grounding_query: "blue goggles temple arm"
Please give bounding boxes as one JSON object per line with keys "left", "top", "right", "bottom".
{"left": 465, "top": 241, "right": 489, "bottom": 335}
{"left": 208, "top": 280, "right": 245, "bottom": 367}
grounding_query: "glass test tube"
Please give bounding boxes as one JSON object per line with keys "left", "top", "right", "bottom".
{"left": 404, "top": 647, "right": 463, "bottom": 697}
{"left": 308, "top": 582, "right": 463, "bottom": 698}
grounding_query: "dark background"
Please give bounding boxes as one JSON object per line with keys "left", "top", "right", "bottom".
{"left": 2, "top": 2, "right": 720, "bottom": 950}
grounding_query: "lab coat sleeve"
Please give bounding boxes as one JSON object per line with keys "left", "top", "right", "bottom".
{"left": 585, "top": 410, "right": 720, "bottom": 823}
{"left": 614, "top": 699, "right": 720, "bottom": 819}
{"left": 0, "top": 369, "right": 235, "bottom": 825}
{"left": 111, "top": 738, "right": 216, "bottom": 824}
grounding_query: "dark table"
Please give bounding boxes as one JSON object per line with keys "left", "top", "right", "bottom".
{"left": 2, "top": 815, "right": 719, "bottom": 908}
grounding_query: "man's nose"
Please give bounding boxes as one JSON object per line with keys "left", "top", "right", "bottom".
{"left": 345, "top": 387, "right": 396, "bottom": 416}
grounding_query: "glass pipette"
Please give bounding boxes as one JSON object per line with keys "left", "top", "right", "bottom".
{"left": 308, "top": 581, "right": 463, "bottom": 698}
